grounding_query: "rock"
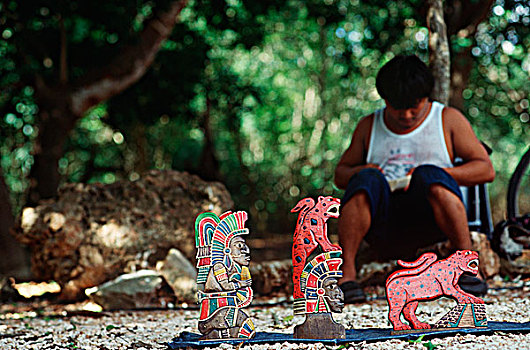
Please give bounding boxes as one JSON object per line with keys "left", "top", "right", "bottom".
{"left": 470, "top": 231, "right": 500, "bottom": 279}
{"left": 357, "top": 261, "right": 397, "bottom": 287}
{"left": 85, "top": 270, "right": 175, "bottom": 310}
{"left": 250, "top": 259, "right": 292, "bottom": 296}
{"left": 500, "top": 249, "right": 530, "bottom": 276}
{"left": 12, "top": 170, "right": 233, "bottom": 300}
{"left": 156, "top": 248, "right": 197, "bottom": 302}
{"left": 0, "top": 277, "right": 21, "bottom": 302}
{"left": 155, "top": 253, "right": 294, "bottom": 300}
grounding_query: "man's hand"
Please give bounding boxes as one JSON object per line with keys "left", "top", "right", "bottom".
{"left": 403, "top": 167, "right": 415, "bottom": 191}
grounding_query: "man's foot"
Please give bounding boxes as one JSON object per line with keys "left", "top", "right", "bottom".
{"left": 339, "top": 281, "right": 366, "bottom": 303}
{"left": 458, "top": 275, "right": 488, "bottom": 297}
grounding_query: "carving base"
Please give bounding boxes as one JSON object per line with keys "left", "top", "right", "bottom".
{"left": 293, "top": 313, "right": 345, "bottom": 339}
{"left": 391, "top": 303, "right": 487, "bottom": 335}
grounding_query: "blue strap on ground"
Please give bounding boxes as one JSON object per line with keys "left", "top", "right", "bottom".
{"left": 168, "top": 321, "right": 530, "bottom": 349}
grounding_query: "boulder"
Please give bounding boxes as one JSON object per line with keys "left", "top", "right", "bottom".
{"left": 500, "top": 249, "right": 530, "bottom": 276}
{"left": 12, "top": 170, "right": 233, "bottom": 300}
{"left": 85, "top": 270, "right": 175, "bottom": 310}
{"left": 250, "top": 259, "right": 292, "bottom": 296}
{"left": 470, "top": 231, "right": 500, "bottom": 279}
{"left": 155, "top": 248, "right": 197, "bottom": 302}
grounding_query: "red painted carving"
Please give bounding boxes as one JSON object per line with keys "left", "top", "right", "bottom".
{"left": 386, "top": 250, "right": 484, "bottom": 331}
{"left": 291, "top": 196, "right": 341, "bottom": 300}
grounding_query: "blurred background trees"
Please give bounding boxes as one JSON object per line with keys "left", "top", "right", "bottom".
{"left": 0, "top": 0, "right": 528, "bottom": 241}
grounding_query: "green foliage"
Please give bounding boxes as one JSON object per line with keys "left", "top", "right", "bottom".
{"left": 0, "top": 0, "right": 528, "bottom": 231}
{"left": 462, "top": 0, "right": 529, "bottom": 204}
{"left": 408, "top": 334, "right": 440, "bottom": 349}
{"left": 423, "top": 340, "right": 440, "bottom": 350}
{"left": 409, "top": 334, "right": 426, "bottom": 343}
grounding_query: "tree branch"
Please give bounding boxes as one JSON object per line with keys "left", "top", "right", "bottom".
{"left": 70, "top": 0, "right": 188, "bottom": 116}
{"left": 427, "top": 0, "right": 451, "bottom": 105}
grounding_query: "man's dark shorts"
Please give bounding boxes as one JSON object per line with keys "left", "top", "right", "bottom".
{"left": 341, "top": 164, "right": 463, "bottom": 260}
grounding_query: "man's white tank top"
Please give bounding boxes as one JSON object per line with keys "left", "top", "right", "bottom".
{"left": 366, "top": 101, "right": 453, "bottom": 181}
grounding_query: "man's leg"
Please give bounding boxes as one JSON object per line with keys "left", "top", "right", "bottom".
{"left": 408, "top": 164, "right": 471, "bottom": 251}
{"left": 427, "top": 183, "right": 472, "bottom": 251}
{"left": 338, "top": 168, "right": 389, "bottom": 284}
{"left": 409, "top": 165, "right": 487, "bottom": 296}
{"left": 339, "top": 191, "right": 371, "bottom": 283}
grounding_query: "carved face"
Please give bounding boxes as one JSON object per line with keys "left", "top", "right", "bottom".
{"left": 229, "top": 236, "right": 250, "bottom": 266}
{"left": 318, "top": 196, "right": 341, "bottom": 220}
{"left": 455, "top": 250, "right": 480, "bottom": 275}
{"left": 322, "top": 277, "right": 344, "bottom": 313}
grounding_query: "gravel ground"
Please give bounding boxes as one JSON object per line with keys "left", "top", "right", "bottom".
{"left": 1, "top": 282, "right": 529, "bottom": 350}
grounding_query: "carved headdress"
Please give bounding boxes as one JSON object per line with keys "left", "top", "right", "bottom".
{"left": 195, "top": 211, "right": 249, "bottom": 284}
{"left": 295, "top": 251, "right": 343, "bottom": 314}
{"left": 211, "top": 211, "right": 249, "bottom": 269}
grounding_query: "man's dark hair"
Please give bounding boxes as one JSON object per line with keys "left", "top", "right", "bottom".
{"left": 375, "top": 55, "right": 434, "bottom": 110}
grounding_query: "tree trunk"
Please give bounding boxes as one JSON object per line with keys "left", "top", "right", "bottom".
{"left": 449, "top": 47, "right": 474, "bottom": 111}
{"left": 427, "top": 0, "right": 451, "bottom": 104}
{"left": 444, "top": 0, "right": 494, "bottom": 109}
{"left": 197, "top": 98, "right": 221, "bottom": 181}
{"left": 0, "top": 168, "right": 31, "bottom": 279}
{"left": 27, "top": 90, "right": 78, "bottom": 205}
{"left": 26, "top": 0, "right": 188, "bottom": 205}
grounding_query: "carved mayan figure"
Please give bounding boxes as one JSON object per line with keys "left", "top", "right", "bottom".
{"left": 291, "top": 196, "right": 341, "bottom": 303}
{"left": 386, "top": 250, "right": 487, "bottom": 333}
{"left": 291, "top": 196, "right": 345, "bottom": 339}
{"left": 195, "top": 211, "right": 255, "bottom": 340}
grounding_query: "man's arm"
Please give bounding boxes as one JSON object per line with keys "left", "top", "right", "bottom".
{"left": 334, "top": 115, "right": 380, "bottom": 189}
{"left": 442, "top": 107, "right": 495, "bottom": 187}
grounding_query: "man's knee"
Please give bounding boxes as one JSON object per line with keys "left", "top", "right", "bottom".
{"left": 410, "top": 164, "right": 463, "bottom": 201}
{"left": 411, "top": 164, "right": 450, "bottom": 184}
{"left": 341, "top": 168, "right": 389, "bottom": 219}
{"left": 342, "top": 169, "right": 388, "bottom": 205}
{"left": 354, "top": 168, "right": 387, "bottom": 187}
{"left": 428, "top": 183, "right": 459, "bottom": 202}
{"left": 342, "top": 190, "right": 370, "bottom": 214}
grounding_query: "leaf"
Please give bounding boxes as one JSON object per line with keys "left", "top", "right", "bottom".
{"left": 423, "top": 341, "right": 440, "bottom": 350}
{"left": 337, "top": 343, "right": 352, "bottom": 349}
{"left": 408, "top": 334, "right": 425, "bottom": 343}
{"left": 105, "top": 325, "right": 118, "bottom": 331}
{"left": 282, "top": 315, "right": 293, "bottom": 323}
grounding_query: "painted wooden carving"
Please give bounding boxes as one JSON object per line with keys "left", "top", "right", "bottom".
{"left": 386, "top": 250, "right": 487, "bottom": 333}
{"left": 195, "top": 211, "right": 255, "bottom": 340}
{"left": 292, "top": 196, "right": 341, "bottom": 302}
{"left": 291, "top": 196, "right": 345, "bottom": 339}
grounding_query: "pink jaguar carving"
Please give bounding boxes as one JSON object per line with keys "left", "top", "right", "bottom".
{"left": 386, "top": 250, "right": 484, "bottom": 331}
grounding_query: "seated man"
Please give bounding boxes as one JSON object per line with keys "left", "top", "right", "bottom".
{"left": 334, "top": 55, "right": 495, "bottom": 303}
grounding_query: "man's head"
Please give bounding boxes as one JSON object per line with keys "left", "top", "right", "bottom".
{"left": 376, "top": 55, "right": 434, "bottom": 110}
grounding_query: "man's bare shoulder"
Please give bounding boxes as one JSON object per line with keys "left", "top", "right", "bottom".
{"left": 442, "top": 106, "right": 472, "bottom": 129}
{"left": 354, "top": 113, "right": 375, "bottom": 135}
